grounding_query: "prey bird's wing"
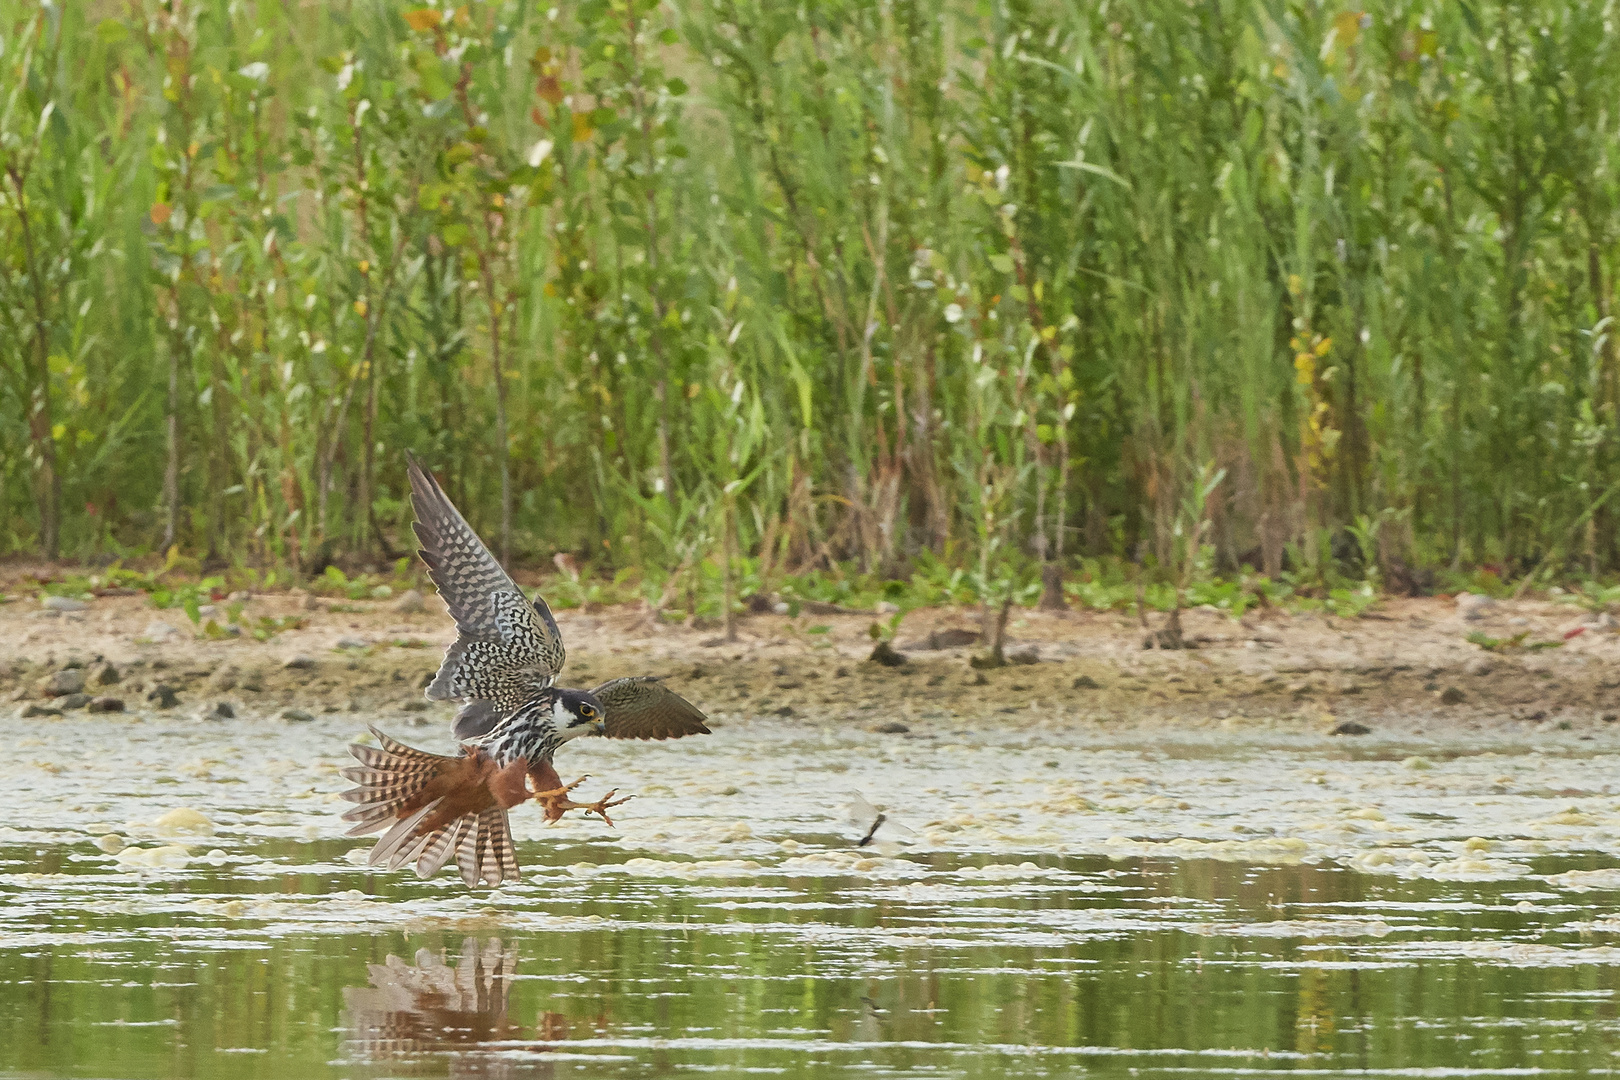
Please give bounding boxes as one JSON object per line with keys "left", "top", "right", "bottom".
{"left": 592, "top": 677, "right": 711, "bottom": 741}
{"left": 408, "top": 454, "right": 566, "bottom": 714}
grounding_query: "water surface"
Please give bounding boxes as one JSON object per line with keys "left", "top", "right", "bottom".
{"left": 5, "top": 713, "right": 1620, "bottom": 1078}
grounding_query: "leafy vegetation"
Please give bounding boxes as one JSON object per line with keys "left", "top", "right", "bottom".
{"left": 1465, "top": 629, "right": 1564, "bottom": 653}
{"left": 4, "top": 0, "right": 1620, "bottom": 612}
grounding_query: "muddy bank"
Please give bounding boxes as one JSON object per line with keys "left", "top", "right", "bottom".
{"left": 3, "top": 589, "right": 1619, "bottom": 736}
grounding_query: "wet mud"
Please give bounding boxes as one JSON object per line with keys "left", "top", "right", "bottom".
{"left": 4, "top": 592, "right": 1620, "bottom": 735}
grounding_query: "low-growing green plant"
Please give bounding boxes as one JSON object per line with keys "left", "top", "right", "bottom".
{"left": 1466, "top": 630, "right": 1564, "bottom": 653}
{"left": 252, "top": 616, "right": 308, "bottom": 643}
{"left": 1325, "top": 586, "right": 1380, "bottom": 620}
{"left": 149, "top": 576, "right": 227, "bottom": 624}
{"left": 1559, "top": 582, "right": 1620, "bottom": 614}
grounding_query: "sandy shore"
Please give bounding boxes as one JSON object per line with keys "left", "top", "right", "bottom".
{"left": 3, "top": 585, "right": 1619, "bottom": 738}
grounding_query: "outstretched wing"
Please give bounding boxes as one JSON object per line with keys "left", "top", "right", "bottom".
{"left": 593, "top": 677, "right": 711, "bottom": 741}
{"left": 845, "top": 790, "right": 917, "bottom": 850}
{"left": 408, "top": 454, "right": 566, "bottom": 714}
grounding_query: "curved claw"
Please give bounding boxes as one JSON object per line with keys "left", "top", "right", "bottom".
{"left": 583, "top": 791, "right": 636, "bottom": 827}
{"left": 535, "top": 782, "right": 635, "bottom": 826}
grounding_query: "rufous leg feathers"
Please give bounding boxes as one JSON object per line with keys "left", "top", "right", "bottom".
{"left": 340, "top": 726, "right": 528, "bottom": 887}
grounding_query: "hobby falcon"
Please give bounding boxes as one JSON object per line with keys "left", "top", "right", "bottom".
{"left": 338, "top": 455, "right": 710, "bottom": 887}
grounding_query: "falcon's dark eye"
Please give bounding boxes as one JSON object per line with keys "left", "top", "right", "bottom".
{"left": 580, "top": 704, "right": 597, "bottom": 718}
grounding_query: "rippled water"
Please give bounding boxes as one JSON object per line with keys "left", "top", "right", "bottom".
{"left": 4, "top": 712, "right": 1620, "bottom": 1077}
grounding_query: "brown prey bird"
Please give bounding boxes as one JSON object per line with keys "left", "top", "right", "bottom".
{"left": 338, "top": 455, "right": 710, "bottom": 887}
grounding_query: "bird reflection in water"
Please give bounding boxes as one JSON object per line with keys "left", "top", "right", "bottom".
{"left": 343, "top": 937, "right": 540, "bottom": 1075}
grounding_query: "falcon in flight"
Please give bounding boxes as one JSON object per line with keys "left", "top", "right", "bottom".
{"left": 339, "top": 455, "right": 710, "bottom": 887}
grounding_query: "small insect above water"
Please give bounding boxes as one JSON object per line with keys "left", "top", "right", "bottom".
{"left": 846, "top": 792, "right": 918, "bottom": 855}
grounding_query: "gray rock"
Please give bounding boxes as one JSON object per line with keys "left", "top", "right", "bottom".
{"left": 335, "top": 636, "right": 370, "bottom": 650}
{"left": 147, "top": 685, "right": 180, "bottom": 709}
{"left": 875, "top": 600, "right": 900, "bottom": 616}
{"left": 227, "top": 590, "right": 252, "bottom": 603}
{"left": 921, "top": 627, "right": 982, "bottom": 650}
{"left": 207, "top": 665, "right": 239, "bottom": 692}
{"left": 41, "top": 595, "right": 88, "bottom": 612}
{"left": 280, "top": 708, "right": 315, "bottom": 722}
{"left": 199, "top": 701, "right": 236, "bottom": 721}
{"left": 400, "top": 700, "right": 430, "bottom": 712}
{"left": 866, "top": 641, "right": 907, "bottom": 667}
{"left": 19, "top": 703, "right": 62, "bottom": 718}
{"left": 44, "top": 669, "right": 87, "bottom": 697}
{"left": 871, "top": 720, "right": 910, "bottom": 734}
{"left": 141, "top": 621, "right": 180, "bottom": 642}
{"left": 393, "top": 589, "right": 427, "bottom": 614}
{"left": 1073, "top": 675, "right": 1102, "bottom": 690}
{"left": 1455, "top": 593, "right": 1495, "bottom": 620}
{"left": 1466, "top": 658, "right": 1494, "bottom": 676}
{"left": 283, "top": 655, "right": 316, "bottom": 670}
{"left": 91, "top": 662, "right": 121, "bottom": 686}
{"left": 58, "top": 693, "right": 91, "bottom": 711}
{"left": 87, "top": 696, "right": 126, "bottom": 713}
{"left": 1439, "top": 686, "right": 1466, "bottom": 705}
{"left": 1331, "top": 720, "right": 1371, "bottom": 736}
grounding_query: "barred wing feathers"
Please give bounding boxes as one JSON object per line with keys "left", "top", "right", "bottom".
{"left": 407, "top": 454, "right": 566, "bottom": 714}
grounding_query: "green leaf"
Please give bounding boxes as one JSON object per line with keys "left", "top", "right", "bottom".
{"left": 1056, "top": 158, "right": 1132, "bottom": 189}
{"left": 989, "top": 253, "right": 1014, "bottom": 274}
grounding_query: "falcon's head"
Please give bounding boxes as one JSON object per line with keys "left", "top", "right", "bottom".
{"left": 551, "top": 688, "right": 607, "bottom": 739}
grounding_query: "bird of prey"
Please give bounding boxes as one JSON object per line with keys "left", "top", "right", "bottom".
{"left": 339, "top": 454, "right": 710, "bottom": 887}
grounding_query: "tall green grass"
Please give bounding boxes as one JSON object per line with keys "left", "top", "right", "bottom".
{"left": 2, "top": 0, "right": 1617, "bottom": 595}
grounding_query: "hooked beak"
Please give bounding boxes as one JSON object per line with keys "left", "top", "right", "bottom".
{"left": 592, "top": 718, "right": 606, "bottom": 736}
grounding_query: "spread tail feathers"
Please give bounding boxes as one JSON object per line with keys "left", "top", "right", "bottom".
{"left": 340, "top": 726, "right": 525, "bottom": 887}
